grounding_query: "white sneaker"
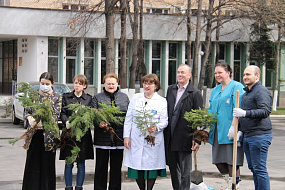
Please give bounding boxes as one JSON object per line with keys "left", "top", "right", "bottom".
{"left": 225, "top": 177, "right": 240, "bottom": 190}
{"left": 222, "top": 174, "right": 229, "bottom": 183}
{"left": 222, "top": 175, "right": 230, "bottom": 190}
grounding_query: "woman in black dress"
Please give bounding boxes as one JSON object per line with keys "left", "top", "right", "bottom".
{"left": 22, "top": 72, "right": 61, "bottom": 190}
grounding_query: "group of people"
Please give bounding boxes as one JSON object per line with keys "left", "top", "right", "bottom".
{"left": 208, "top": 63, "right": 273, "bottom": 190}
{"left": 21, "top": 62, "right": 273, "bottom": 190}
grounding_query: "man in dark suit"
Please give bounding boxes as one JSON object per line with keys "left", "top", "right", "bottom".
{"left": 165, "top": 64, "right": 203, "bottom": 190}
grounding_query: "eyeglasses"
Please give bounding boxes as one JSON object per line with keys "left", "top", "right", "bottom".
{"left": 105, "top": 83, "right": 117, "bottom": 86}
{"left": 143, "top": 82, "right": 155, "bottom": 86}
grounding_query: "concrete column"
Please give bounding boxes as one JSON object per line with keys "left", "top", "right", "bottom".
{"left": 262, "top": 64, "right": 266, "bottom": 86}
{"left": 114, "top": 39, "right": 119, "bottom": 76}
{"left": 149, "top": 41, "right": 153, "bottom": 74}
{"left": 163, "top": 41, "right": 169, "bottom": 96}
{"left": 79, "top": 38, "right": 84, "bottom": 74}
{"left": 62, "top": 37, "right": 66, "bottom": 84}
{"left": 95, "top": 39, "right": 102, "bottom": 93}
{"left": 181, "top": 41, "right": 186, "bottom": 65}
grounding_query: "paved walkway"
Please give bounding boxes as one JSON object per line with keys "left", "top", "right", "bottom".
{"left": 0, "top": 116, "right": 284, "bottom": 190}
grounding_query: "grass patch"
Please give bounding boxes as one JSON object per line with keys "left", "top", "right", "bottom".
{"left": 271, "top": 108, "right": 285, "bottom": 115}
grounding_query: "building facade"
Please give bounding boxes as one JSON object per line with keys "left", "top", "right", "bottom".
{"left": 0, "top": 6, "right": 284, "bottom": 107}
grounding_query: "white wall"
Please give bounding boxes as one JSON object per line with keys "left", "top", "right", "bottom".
{"left": 37, "top": 37, "right": 48, "bottom": 77}
{"left": 17, "top": 36, "right": 48, "bottom": 83}
{"left": 0, "top": 7, "right": 254, "bottom": 42}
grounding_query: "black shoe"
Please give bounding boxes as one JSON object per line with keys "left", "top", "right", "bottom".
{"left": 75, "top": 186, "right": 83, "bottom": 190}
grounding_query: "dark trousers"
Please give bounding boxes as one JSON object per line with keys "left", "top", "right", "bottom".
{"left": 22, "top": 130, "right": 56, "bottom": 190}
{"left": 94, "top": 148, "right": 123, "bottom": 190}
{"left": 167, "top": 148, "right": 192, "bottom": 190}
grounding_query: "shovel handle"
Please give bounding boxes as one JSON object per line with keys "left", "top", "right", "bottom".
{"left": 232, "top": 90, "right": 239, "bottom": 190}
{"left": 194, "top": 150, "right": 198, "bottom": 170}
{"left": 192, "top": 139, "right": 198, "bottom": 170}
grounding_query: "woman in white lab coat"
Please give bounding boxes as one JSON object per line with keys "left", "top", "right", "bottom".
{"left": 124, "top": 74, "right": 168, "bottom": 190}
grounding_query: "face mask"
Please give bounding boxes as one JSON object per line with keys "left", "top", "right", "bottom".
{"left": 40, "top": 84, "right": 51, "bottom": 92}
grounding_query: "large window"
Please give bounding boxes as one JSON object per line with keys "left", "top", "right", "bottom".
{"left": 169, "top": 43, "right": 178, "bottom": 85}
{"left": 234, "top": 44, "right": 241, "bottom": 82}
{"left": 66, "top": 38, "right": 78, "bottom": 83}
{"left": 101, "top": 41, "right": 106, "bottom": 83}
{"left": 0, "top": 40, "right": 17, "bottom": 95}
{"left": 218, "top": 43, "right": 226, "bottom": 61}
{"left": 84, "top": 39, "right": 95, "bottom": 85}
{"left": 147, "top": 8, "right": 169, "bottom": 14}
{"left": 152, "top": 42, "right": 161, "bottom": 80}
{"left": 48, "top": 38, "right": 59, "bottom": 82}
{"left": 266, "top": 64, "right": 273, "bottom": 88}
{"left": 62, "top": 4, "right": 87, "bottom": 10}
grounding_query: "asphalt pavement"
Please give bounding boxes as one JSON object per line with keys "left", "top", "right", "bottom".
{"left": 0, "top": 116, "right": 284, "bottom": 190}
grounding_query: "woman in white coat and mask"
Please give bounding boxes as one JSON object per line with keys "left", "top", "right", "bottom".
{"left": 124, "top": 74, "right": 168, "bottom": 190}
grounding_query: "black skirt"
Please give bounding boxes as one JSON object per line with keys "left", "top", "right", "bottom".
{"left": 22, "top": 130, "right": 56, "bottom": 190}
{"left": 59, "top": 128, "right": 94, "bottom": 162}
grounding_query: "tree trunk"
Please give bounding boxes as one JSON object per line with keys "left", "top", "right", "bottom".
{"left": 212, "top": 0, "right": 222, "bottom": 88}
{"left": 105, "top": 0, "right": 115, "bottom": 74}
{"left": 186, "top": 0, "right": 192, "bottom": 67}
{"left": 206, "top": 46, "right": 213, "bottom": 88}
{"left": 192, "top": 0, "right": 202, "bottom": 87}
{"left": 129, "top": 0, "right": 139, "bottom": 89}
{"left": 198, "top": 0, "right": 214, "bottom": 90}
{"left": 119, "top": 0, "right": 128, "bottom": 88}
{"left": 137, "top": 0, "right": 147, "bottom": 87}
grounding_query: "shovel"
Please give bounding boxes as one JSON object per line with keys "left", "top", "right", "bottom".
{"left": 191, "top": 139, "right": 203, "bottom": 185}
{"left": 232, "top": 90, "right": 240, "bottom": 190}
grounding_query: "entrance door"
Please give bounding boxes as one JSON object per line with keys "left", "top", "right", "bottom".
{"left": 0, "top": 40, "right": 17, "bottom": 95}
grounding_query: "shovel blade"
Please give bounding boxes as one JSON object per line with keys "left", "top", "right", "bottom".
{"left": 191, "top": 170, "right": 203, "bottom": 185}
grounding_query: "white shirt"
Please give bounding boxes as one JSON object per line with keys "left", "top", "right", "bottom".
{"left": 174, "top": 82, "right": 188, "bottom": 108}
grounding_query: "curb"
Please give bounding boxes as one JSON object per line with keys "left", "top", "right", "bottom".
{"left": 270, "top": 115, "right": 285, "bottom": 118}
{"left": 0, "top": 118, "right": 12, "bottom": 123}
{"left": 1, "top": 171, "right": 284, "bottom": 187}
{"left": 55, "top": 171, "right": 285, "bottom": 183}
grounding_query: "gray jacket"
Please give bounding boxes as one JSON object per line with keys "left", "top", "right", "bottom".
{"left": 240, "top": 81, "right": 272, "bottom": 137}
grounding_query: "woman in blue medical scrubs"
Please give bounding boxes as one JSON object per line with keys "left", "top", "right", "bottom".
{"left": 208, "top": 62, "right": 245, "bottom": 189}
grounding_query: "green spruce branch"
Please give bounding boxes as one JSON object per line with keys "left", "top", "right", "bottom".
{"left": 65, "top": 146, "right": 81, "bottom": 164}
{"left": 133, "top": 104, "right": 159, "bottom": 146}
{"left": 184, "top": 108, "right": 217, "bottom": 144}
{"left": 64, "top": 101, "right": 125, "bottom": 164}
{"left": 9, "top": 82, "right": 60, "bottom": 147}
{"left": 184, "top": 108, "right": 217, "bottom": 130}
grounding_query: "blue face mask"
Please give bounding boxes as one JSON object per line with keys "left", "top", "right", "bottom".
{"left": 40, "top": 84, "right": 51, "bottom": 92}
